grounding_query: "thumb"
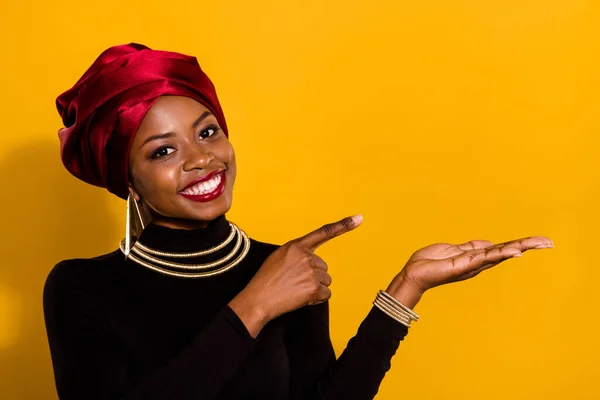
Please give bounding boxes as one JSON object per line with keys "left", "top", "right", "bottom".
{"left": 295, "top": 215, "right": 363, "bottom": 251}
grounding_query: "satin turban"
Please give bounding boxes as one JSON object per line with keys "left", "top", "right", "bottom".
{"left": 56, "top": 43, "right": 228, "bottom": 199}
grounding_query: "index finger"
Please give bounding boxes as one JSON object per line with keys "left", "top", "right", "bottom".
{"left": 495, "top": 236, "right": 554, "bottom": 252}
{"left": 295, "top": 215, "right": 363, "bottom": 251}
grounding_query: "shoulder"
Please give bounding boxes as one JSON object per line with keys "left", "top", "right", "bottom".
{"left": 44, "top": 250, "right": 124, "bottom": 300}
{"left": 43, "top": 251, "right": 126, "bottom": 329}
{"left": 249, "top": 238, "right": 280, "bottom": 252}
{"left": 247, "top": 237, "right": 283, "bottom": 261}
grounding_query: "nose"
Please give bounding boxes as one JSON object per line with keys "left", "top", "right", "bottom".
{"left": 182, "top": 144, "right": 215, "bottom": 171}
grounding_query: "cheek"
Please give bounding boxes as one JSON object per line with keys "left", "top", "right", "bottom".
{"left": 224, "top": 146, "right": 236, "bottom": 181}
{"left": 223, "top": 142, "right": 236, "bottom": 167}
{"left": 134, "top": 164, "right": 180, "bottom": 198}
{"left": 214, "top": 139, "right": 236, "bottom": 170}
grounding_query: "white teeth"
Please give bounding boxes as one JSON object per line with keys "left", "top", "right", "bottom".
{"left": 182, "top": 173, "right": 222, "bottom": 195}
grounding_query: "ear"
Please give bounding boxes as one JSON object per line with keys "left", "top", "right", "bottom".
{"left": 128, "top": 183, "right": 141, "bottom": 202}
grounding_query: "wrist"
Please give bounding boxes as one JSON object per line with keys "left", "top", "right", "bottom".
{"left": 229, "top": 289, "right": 271, "bottom": 338}
{"left": 385, "top": 272, "right": 425, "bottom": 310}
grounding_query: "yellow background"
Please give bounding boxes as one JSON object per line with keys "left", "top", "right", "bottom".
{"left": 1, "top": 0, "right": 598, "bottom": 398}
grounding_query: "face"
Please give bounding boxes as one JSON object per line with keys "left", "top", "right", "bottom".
{"left": 128, "top": 95, "right": 236, "bottom": 230}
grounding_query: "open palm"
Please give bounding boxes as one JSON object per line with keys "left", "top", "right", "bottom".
{"left": 399, "top": 236, "right": 554, "bottom": 293}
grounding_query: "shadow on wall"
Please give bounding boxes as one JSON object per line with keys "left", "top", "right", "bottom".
{"left": 0, "top": 142, "right": 118, "bottom": 399}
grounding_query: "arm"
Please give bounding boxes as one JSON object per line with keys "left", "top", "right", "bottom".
{"left": 284, "top": 234, "right": 555, "bottom": 400}
{"left": 43, "top": 263, "right": 257, "bottom": 400}
{"left": 284, "top": 301, "right": 409, "bottom": 400}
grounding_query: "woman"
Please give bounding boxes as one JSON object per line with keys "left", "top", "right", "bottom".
{"left": 43, "top": 43, "right": 553, "bottom": 400}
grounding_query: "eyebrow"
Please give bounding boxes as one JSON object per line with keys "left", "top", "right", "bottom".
{"left": 141, "top": 131, "right": 176, "bottom": 146}
{"left": 141, "top": 111, "right": 213, "bottom": 147}
{"left": 192, "top": 111, "right": 212, "bottom": 128}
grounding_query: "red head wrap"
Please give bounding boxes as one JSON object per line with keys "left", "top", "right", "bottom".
{"left": 56, "top": 43, "right": 228, "bottom": 199}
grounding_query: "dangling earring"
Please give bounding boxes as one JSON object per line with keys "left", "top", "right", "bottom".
{"left": 124, "top": 193, "right": 147, "bottom": 258}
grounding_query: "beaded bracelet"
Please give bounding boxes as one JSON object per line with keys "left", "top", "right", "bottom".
{"left": 373, "top": 290, "right": 420, "bottom": 328}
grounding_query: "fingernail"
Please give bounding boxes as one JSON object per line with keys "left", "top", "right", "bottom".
{"left": 352, "top": 214, "right": 363, "bottom": 225}
{"left": 512, "top": 252, "right": 523, "bottom": 257}
{"left": 534, "top": 245, "right": 551, "bottom": 249}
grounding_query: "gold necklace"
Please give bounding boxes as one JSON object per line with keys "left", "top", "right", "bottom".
{"left": 119, "top": 222, "right": 251, "bottom": 279}
{"left": 134, "top": 223, "right": 237, "bottom": 258}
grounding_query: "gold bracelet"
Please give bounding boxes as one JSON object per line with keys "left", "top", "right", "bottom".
{"left": 375, "top": 293, "right": 414, "bottom": 323}
{"left": 373, "top": 290, "right": 420, "bottom": 327}
{"left": 378, "top": 290, "right": 420, "bottom": 320}
{"left": 376, "top": 293, "right": 414, "bottom": 321}
{"left": 373, "top": 300, "right": 412, "bottom": 327}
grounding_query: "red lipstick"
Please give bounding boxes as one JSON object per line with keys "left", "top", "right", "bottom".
{"left": 179, "top": 170, "right": 226, "bottom": 202}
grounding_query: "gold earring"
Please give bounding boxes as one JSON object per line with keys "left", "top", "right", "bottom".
{"left": 124, "top": 193, "right": 147, "bottom": 258}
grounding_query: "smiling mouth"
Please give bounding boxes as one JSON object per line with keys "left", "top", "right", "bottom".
{"left": 180, "top": 172, "right": 222, "bottom": 195}
{"left": 179, "top": 170, "right": 226, "bottom": 202}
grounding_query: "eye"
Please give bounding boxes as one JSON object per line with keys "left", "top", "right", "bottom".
{"left": 151, "top": 146, "right": 175, "bottom": 159}
{"left": 200, "top": 125, "right": 219, "bottom": 140}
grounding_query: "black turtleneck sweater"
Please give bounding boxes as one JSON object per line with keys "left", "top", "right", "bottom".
{"left": 43, "top": 215, "right": 409, "bottom": 400}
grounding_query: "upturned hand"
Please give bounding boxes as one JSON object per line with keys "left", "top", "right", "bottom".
{"left": 386, "top": 236, "right": 554, "bottom": 308}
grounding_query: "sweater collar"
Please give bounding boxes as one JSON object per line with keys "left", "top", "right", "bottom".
{"left": 136, "top": 214, "right": 232, "bottom": 253}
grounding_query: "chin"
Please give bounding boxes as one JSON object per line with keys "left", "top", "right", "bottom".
{"left": 188, "top": 198, "right": 232, "bottom": 221}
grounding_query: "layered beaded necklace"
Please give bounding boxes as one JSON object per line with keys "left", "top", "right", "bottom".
{"left": 119, "top": 222, "right": 251, "bottom": 279}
